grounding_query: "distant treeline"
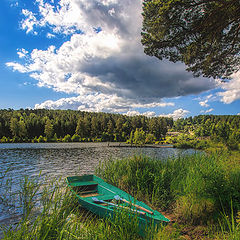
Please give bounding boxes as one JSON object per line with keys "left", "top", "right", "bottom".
{"left": 173, "top": 115, "right": 240, "bottom": 150}
{"left": 0, "top": 109, "right": 239, "bottom": 145}
{"left": 0, "top": 109, "right": 173, "bottom": 143}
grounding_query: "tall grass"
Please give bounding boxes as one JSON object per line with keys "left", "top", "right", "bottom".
{"left": 96, "top": 153, "right": 240, "bottom": 225}
{"left": 2, "top": 152, "right": 240, "bottom": 239}
{"left": 0, "top": 174, "right": 157, "bottom": 240}
{"left": 214, "top": 206, "right": 240, "bottom": 240}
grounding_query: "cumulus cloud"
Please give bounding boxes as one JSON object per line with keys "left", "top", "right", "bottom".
{"left": 17, "top": 48, "right": 29, "bottom": 58}
{"left": 125, "top": 110, "right": 141, "bottom": 116}
{"left": 126, "top": 110, "right": 157, "bottom": 117}
{"left": 199, "top": 94, "right": 213, "bottom": 107}
{"left": 21, "top": 9, "right": 38, "bottom": 34}
{"left": 199, "top": 100, "right": 209, "bottom": 107}
{"left": 6, "top": 62, "right": 28, "bottom": 73}
{"left": 200, "top": 108, "right": 214, "bottom": 114}
{"left": 218, "top": 71, "right": 240, "bottom": 104}
{"left": 159, "top": 108, "right": 190, "bottom": 120}
{"left": 35, "top": 93, "right": 174, "bottom": 114}
{"left": 205, "top": 108, "right": 214, "bottom": 113}
{"left": 7, "top": 0, "right": 216, "bottom": 113}
{"left": 46, "top": 33, "right": 55, "bottom": 38}
{"left": 125, "top": 108, "right": 189, "bottom": 120}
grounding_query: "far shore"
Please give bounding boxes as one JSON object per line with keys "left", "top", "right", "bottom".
{"left": 107, "top": 142, "right": 174, "bottom": 148}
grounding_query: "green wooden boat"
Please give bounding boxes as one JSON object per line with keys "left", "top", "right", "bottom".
{"left": 66, "top": 175, "right": 170, "bottom": 234}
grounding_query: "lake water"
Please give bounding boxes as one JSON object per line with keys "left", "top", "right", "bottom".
{"left": 0, "top": 142, "right": 197, "bottom": 228}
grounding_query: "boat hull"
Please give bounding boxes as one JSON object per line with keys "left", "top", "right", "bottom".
{"left": 66, "top": 175, "right": 169, "bottom": 234}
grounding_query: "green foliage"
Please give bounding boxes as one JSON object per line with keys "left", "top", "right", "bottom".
{"left": 37, "top": 135, "right": 46, "bottom": 143}
{"left": 1, "top": 175, "right": 155, "bottom": 240}
{"left": 171, "top": 115, "right": 240, "bottom": 150}
{"left": 71, "top": 134, "right": 80, "bottom": 142}
{"left": 2, "top": 152, "right": 240, "bottom": 239}
{"left": 1, "top": 136, "right": 8, "bottom": 143}
{"left": 44, "top": 118, "right": 53, "bottom": 139}
{"left": 12, "top": 136, "right": 21, "bottom": 143}
{"left": 1, "top": 110, "right": 240, "bottom": 149}
{"left": 133, "top": 128, "right": 146, "bottom": 145}
{"left": 32, "top": 136, "right": 38, "bottom": 143}
{"left": 63, "top": 134, "right": 72, "bottom": 142}
{"left": 52, "top": 133, "right": 58, "bottom": 142}
{"left": 9, "top": 117, "right": 19, "bottom": 137}
{"left": 215, "top": 206, "right": 240, "bottom": 240}
{"left": 96, "top": 153, "right": 240, "bottom": 224}
{"left": 126, "top": 129, "right": 157, "bottom": 145}
{"left": 0, "top": 109, "right": 172, "bottom": 143}
{"left": 145, "top": 133, "right": 155, "bottom": 144}
{"left": 142, "top": 0, "right": 240, "bottom": 79}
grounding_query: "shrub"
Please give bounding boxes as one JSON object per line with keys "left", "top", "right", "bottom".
{"left": 1, "top": 136, "right": 9, "bottom": 143}
{"left": 37, "top": 135, "right": 46, "bottom": 143}
{"left": 71, "top": 134, "right": 80, "bottom": 142}
{"left": 32, "top": 137, "right": 38, "bottom": 143}
{"left": 62, "top": 134, "right": 71, "bottom": 142}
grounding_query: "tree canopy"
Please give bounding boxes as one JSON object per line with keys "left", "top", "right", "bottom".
{"left": 142, "top": 0, "right": 240, "bottom": 79}
{"left": 0, "top": 109, "right": 173, "bottom": 143}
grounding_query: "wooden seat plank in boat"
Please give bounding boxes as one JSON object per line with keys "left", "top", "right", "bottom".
{"left": 80, "top": 192, "right": 100, "bottom": 198}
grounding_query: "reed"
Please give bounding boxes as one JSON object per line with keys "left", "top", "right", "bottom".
{"left": 96, "top": 153, "right": 240, "bottom": 224}
{"left": 1, "top": 174, "right": 157, "bottom": 240}
{"left": 2, "top": 151, "right": 240, "bottom": 239}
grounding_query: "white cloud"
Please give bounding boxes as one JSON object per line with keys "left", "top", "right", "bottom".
{"left": 21, "top": 9, "right": 38, "bottom": 34}
{"left": 200, "top": 108, "right": 214, "bottom": 114}
{"left": 199, "top": 94, "right": 214, "bottom": 107}
{"left": 218, "top": 71, "right": 240, "bottom": 104}
{"left": 205, "top": 108, "right": 214, "bottom": 113}
{"left": 46, "top": 33, "right": 55, "bottom": 38}
{"left": 6, "top": 62, "right": 28, "bottom": 73}
{"left": 7, "top": 0, "right": 216, "bottom": 113}
{"left": 125, "top": 110, "right": 157, "bottom": 117}
{"left": 35, "top": 93, "right": 174, "bottom": 114}
{"left": 143, "top": 111, "right": 157, "bottom": 117}
{"left": 159, "top": 108, "right": 190, "bottom": 120}
{"left": 10, "top": 1, "right": 19, "bottom": 8}
{"left": 125, "top": 110, "right": 141, "bottom": 116}
{"left": 237, "top": 113, "right": 240, "bottom": 116}
{"left": 132, "top": 102, "right": 174, "bottom": 108}
{"left": 199, "top": 100, "right": 209, "bottom": 107}
{"left": 17, "top": 48, "right": 28, "bottom": 58}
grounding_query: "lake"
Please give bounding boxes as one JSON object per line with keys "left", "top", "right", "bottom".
{"left": 0, "top": 142, "right": 197, "bottom": 228}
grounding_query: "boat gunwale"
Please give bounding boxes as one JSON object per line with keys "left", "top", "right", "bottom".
{"left": 66, "top": 174, "right": 170, "bottom": 223}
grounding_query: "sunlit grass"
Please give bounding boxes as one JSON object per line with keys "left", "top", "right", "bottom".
{"left": 1, "top": 151, "right": 240, "bottom": 239}
{"left": 96, "top": 152, "right": 240, "bottom": 236}
{"left": 0, "top": 174, "right": 158, "bottom": 240}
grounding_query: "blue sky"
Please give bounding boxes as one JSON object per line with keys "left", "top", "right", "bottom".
{"left": 1, "top": 0, "right": 239, "bottom": 119}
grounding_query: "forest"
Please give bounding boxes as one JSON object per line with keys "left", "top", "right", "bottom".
{"left": 172, "top": 115, "right": 240, "bottom": 150}
{"left": 0, "top": 109, "right": 173, "bottom": 143}
{"left": 0, "top": 109, "right": 240, "bottom": 149}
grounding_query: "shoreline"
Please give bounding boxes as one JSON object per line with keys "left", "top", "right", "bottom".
{"left": 107, "top": 143, "right": 174, "bottom": 148}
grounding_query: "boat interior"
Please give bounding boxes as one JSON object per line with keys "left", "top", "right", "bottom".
{"left": 67, "top": 175, "right": 117, "bottom": 203}
{"left": 67, "top": 175, "right": 158, "bottom": 218}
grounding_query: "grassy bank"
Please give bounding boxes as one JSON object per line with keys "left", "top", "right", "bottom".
{"left": 169, "top": 133, "right": 240, "bottom": 152}
{"left": 96, "top": 153, "right": 240, "bottom": 239}
{"left": 1, "top": 152, "right": 240, "bottom": 239}
{"left": 1, "top": 176, "right": 161, "bottom": 240}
